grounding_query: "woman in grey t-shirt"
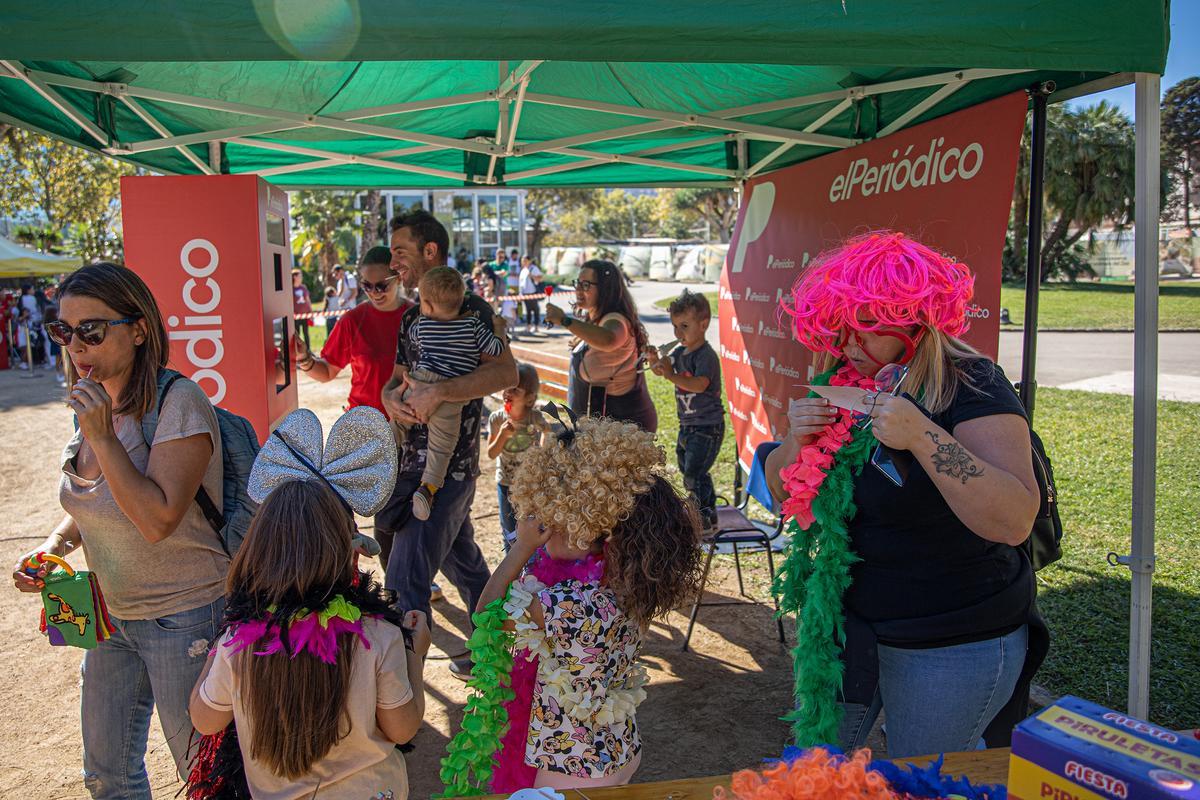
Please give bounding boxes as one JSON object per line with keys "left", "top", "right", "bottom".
{"left": 10, "top": 263, "right": 227, "bottom": 800}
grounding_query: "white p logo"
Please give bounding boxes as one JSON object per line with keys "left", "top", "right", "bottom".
{"left": 731, "top": 182, "right": 776, "bottom": 273}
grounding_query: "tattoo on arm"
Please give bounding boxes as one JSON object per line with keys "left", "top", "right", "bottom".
{"left": 924, "top": 431, "right": 985, "bottom": 484}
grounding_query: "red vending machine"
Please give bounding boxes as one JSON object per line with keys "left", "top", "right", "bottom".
{"left": 121, "top": 175, "right": 297, "bottom": 443}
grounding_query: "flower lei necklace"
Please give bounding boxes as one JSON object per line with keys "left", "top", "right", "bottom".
{"left": 773, "top": 363, "right": 880, "bottom": 747}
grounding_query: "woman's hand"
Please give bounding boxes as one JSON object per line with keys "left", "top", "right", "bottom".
{"left": 294, "top": 334, "right": 311, "bottom": 362}
{"left": 68, "top": 377, "right": 115, "bottom": 443}
{"left": 545, "top": 303, "right": 566, "bottom": 326}
{"left": 514, "top": 514, "right": 553, "bottom": 555}
{"left": 785, "top": 397, "right": 838, "bottom": 446}
{"left": 11, "top": 547, "right": 50, "bottom": 593}
{"left": 402, "top": 610, "right": 431, "bottom": 659}
{"left": 869, "top": 393, "right": 928, "bottom": 451}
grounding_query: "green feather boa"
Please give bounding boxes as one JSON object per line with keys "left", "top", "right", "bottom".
{"left": 436, "top": 594, "right": 515, "bottom": 798}
{"left": 773, "top": 364, "right": 876, "bottom": 747}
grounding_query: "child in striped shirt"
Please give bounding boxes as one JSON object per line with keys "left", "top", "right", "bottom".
{"left": 397, "top": 266, "right": 505, "bottom": 520}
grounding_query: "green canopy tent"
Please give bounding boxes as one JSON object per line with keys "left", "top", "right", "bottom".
{"left": 0, "top": 0, "right": 1169, "bottom": 716}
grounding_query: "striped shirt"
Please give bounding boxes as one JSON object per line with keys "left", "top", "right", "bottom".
{"left": 407, "top": 315, "right": 504, "bottom": 379}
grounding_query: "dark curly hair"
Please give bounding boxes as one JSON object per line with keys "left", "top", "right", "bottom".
{"left": 604, "top": 475, "right": 704, "bottom": 627}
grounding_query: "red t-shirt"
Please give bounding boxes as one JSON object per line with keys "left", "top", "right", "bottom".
{"left": 319, "top": 301, "right": 410, "bottom": 415}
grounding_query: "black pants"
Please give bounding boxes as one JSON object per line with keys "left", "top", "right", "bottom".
{"left": 294, "top": 319, "right": 311, "bottom": 348}
{"left": 377, "top": 472, "right": 491, "bottom": 624}
{"left": 523, "top": 298, "right": 541, "bottom": 327}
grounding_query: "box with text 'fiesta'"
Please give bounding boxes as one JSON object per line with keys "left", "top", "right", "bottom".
{"left": 1009, "top": 696, "right": 1200, "bottom": 800}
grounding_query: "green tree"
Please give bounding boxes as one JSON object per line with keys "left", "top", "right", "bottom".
{"left": 665, "top": 188, "right": 738, "bottom": 242}
{"left": 0, "top": 128, "right": 134, "bottom": 262}
{"left": 1162, "top": 77, "right": 1200, "bottom": 232}
{"left": 359, "top": 189, "right": 386, "bottom": 250}
{"left": 524, "top": 188, "right": 596, "bottom": 254}
{"left": 1007, "top": 102, "right": 1137, "bottom": 282}
{"left": 289, "top": 190, "right": 358, "bottom": 287}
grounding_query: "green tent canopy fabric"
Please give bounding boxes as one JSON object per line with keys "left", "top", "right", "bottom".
{"left": 0, "top": 1, "right": 1169, "bottom": 188}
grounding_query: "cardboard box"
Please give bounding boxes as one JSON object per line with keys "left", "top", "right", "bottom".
{"left": 1009, "top": 696, "right": 1200, "bottom": 800}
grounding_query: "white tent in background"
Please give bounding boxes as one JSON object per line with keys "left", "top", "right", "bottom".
{"left": 0, "top": 236, "right": 76, "bottom": 278}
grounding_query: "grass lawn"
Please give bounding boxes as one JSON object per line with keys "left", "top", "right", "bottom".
{"left": 656, "top": 283, "right": 1200, "bottom": 331}
{"left": 645, "top": 371, "right": 1199, "bottom": 728}
{"left": 999, "top": 281, "right": 1200, "bottom": 331}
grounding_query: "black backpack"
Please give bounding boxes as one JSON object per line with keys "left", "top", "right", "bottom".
{"left": 1026, "top": 428, "right": 1063, "bottom": 571}
{"left": 140, "top": 369, "right": 260, "bottom": 556}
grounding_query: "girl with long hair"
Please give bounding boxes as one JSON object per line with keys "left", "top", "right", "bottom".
{"left": 189, "top": 407, "right": 429, "bottom": 799}
{"left": 764, "top": 231, "right": 1044, "bottom": 757}
{"left": 478, "top": 412, "right": 703, "bottom": 791}
{"left": 545, "top": 260, "right": 657, "bottom": 432}
{"left": 11, "top": 262, "right": 226, "bottom": 799}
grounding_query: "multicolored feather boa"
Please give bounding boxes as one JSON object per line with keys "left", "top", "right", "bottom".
{"left": 773, "top": 363, "right": 879, "bottom": 747}
{"left": 716, "top": 746, "right": 1006, "bottom": 800}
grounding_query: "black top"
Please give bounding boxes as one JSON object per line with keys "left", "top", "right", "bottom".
{"left": 394, "top": 292, "right": 497, "bottom": 479}
{"left": 669, "top": 342, "right": 724, "bottom": 427}
{"left": 844, "top": 358, "right": 1034, "bottom": 648}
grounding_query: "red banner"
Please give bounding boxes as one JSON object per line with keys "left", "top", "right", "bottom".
{"left": 720, "top": 91, "right": 1026, "bottom": 469}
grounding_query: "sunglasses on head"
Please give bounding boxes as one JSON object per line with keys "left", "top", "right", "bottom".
{"left": 46, "top": 317, "right": 140, "bottom": 347}
{"left": 360, "top": 275, "right": 398, "bottom": 293}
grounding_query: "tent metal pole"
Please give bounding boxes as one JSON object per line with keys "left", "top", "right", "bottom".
{"left": 1126, "top": 71, "right": 1160, "bottom": 719}
{"left": 1019, "top": 83, "right": 1052, "bottom": 419}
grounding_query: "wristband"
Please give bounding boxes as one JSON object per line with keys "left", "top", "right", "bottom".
{"left": 562, "top": 315, "right": 575, "bottom": 329}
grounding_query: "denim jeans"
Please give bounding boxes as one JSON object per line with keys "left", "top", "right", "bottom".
{"left": 80, "top": 596, "right": 226, "bottom": 799}
{"left": 837, "top": 624, "right": 1028, "bottom": 758}
{"left": 382, "top": 473, "right": 491, "bottom": 624}
{"left": 677, "top": 423, "right": 724, "bottom": 523}
{"left": 497, "top": 482, "right": 517, "bottom": 552}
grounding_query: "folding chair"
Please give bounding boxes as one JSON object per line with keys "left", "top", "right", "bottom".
{"left": 682, "top": 440, "right": 786, "bottom": 651}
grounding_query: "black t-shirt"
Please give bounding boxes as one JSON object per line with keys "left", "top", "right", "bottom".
{"left": 394, "top": 292, "right": 497, "bottom": 479}
{"left": 670, "top": 342, "right": 723, "bottom": 427}
{"left": 844, "top": 358, "right": 1034, "bottom": 648}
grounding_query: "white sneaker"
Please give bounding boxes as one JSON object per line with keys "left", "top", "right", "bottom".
{"left": 17, "top": 362, "right": 28, "bottom": 370}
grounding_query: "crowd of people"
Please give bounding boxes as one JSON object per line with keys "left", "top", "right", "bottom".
{"left": 8, "top": 219, "right": 1044, "bottom": 800}
{"left": 4, "top": 283, "right": 66, "bottom": 381}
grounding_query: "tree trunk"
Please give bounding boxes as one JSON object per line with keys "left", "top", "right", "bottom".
{"left": 360, "top": 190, "right": 383, "bottom": 249}
{"left": 1184, "top": 151, "right": 1192, "bottom": 233}
{"left": 1040, "top": 211, "right": 1073, "bottom": 282}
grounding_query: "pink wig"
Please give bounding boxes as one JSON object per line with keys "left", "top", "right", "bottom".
{"left": 781, "top": 231, "right": 975, "bottom": 357}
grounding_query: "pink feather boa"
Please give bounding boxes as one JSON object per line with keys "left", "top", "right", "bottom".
{"left": 490, "top": 548, "right": 606, "bottom": 792}
{"left": 778, "top": 364, "right": 878, "bottom": 529}
{"left": 225, "top": 613, "right": 370, "bottom": 664}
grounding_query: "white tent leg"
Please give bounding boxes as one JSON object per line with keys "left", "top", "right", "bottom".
{"left": 1128, "top": 71, "right": 1160, "bottom": 719}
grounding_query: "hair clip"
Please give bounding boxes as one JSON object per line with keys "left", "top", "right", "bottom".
{"left": 541, "top": 401, "right": 579, "bottom": 447}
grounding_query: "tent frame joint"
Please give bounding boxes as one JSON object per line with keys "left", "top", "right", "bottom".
{"left": 1107, "top": 552, "right": 1156, "bottom": 575}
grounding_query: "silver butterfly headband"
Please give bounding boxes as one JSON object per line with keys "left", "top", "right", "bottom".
{"left": 248, "top": 406, "right": 398, "bottom": 517}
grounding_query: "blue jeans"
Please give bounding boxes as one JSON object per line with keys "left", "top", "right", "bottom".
{"left": 837, "top": 625, "right": 1028, "bottom": 758}
{"left": 80, "top": 596, "right": 226, "bottom": 799}
{"left": 677, "top": 423, "right": 724, "bottom": 523}
{"left": 498, "top": 482, "right": 517, "bottom": 551}
{"left": 382, "top": 473, "right": 491, "bottom": 624}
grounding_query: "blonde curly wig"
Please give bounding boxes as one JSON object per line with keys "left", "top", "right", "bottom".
{"left": 508, "top": 415, "right": 664, "bottom": 550}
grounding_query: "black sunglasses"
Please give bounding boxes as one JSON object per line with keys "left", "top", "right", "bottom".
{"left": 360, "top": 275, "right": 398, "bottom": 293}
{"left": 46, "top": 317, "right": 140, "bottom": 347}
{"left": 572, "top": 279, "right": 597, "bottom": 291}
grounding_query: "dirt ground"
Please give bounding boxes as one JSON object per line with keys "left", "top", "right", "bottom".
{"left": 0, "top": 365, "right": 815, "bottom": 799}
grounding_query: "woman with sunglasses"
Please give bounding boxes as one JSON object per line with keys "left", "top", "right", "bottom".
{"left": 763, "top": 232, "right": 1044, "bottom": 759}
{"left": 545, "top": 260, "right": 657, "bottom": 433}
{"left": 293, "top": 246, "right": 411, "bottom": 566}
{"left": 10, "top": 262, "right": 227, "bottom": 799}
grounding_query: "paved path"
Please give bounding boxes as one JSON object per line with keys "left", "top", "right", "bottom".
{"left": 629, "top": 281, "right": 1200, "bottom": 402}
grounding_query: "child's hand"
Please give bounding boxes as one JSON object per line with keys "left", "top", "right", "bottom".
{"left": 402, "top": 610, "right": 431, "bottom": 658}
{"left": 499, "top": 418, "right": 517, "bottom": 438}
{"left": 514, "top": 514, "right": 553, "bottom": 554}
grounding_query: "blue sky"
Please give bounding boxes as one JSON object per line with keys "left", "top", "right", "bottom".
{"left": 1070, "top": 2, "right": 1198, "bottom": 115}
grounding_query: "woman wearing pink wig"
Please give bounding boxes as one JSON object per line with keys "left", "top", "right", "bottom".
{"left": 765, "top": 231, "right": 1044, "bottom": 757}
